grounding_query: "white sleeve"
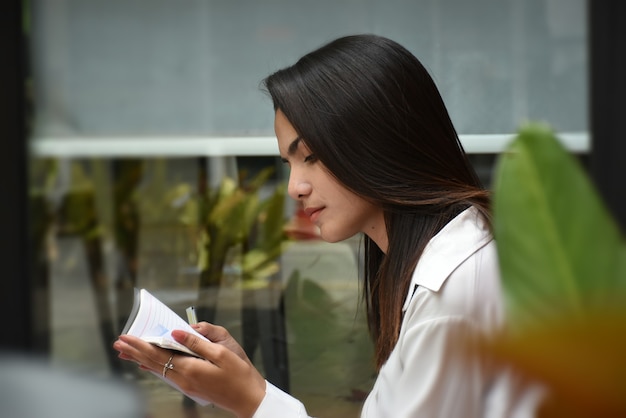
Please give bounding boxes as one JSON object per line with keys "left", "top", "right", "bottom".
{"left": 363, "top": 316, "right": 543, "bottom": 418}
{"left": 365, "top": 316, "right": 485, "bottom": 418}
{"left": 252, "top": 380, "right": 310, "bottom": 418}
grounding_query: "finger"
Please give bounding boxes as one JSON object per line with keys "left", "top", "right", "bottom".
{"left": 191, "top": 321, "right": 212, "bottom": 335}
{"left": 172, "top": 330, "right": 233, "bottom": 367}
{"left": 193, "top": 322, "right": 228, "bottom": 341}
{"left": 113, "top": 336, "right": 145, "bottom": 362}
{"left": 116, "top": 335, "right": 176, "bottom": 373}
{"left": 117, "top": 352, "right": 133, "bottom": 361}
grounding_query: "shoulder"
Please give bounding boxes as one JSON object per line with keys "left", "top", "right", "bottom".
{"left": 407, "top": 241, "right": 502, "bottom": 321}
{"left": 402, "top": 207, "right": 504, "bottom": 330}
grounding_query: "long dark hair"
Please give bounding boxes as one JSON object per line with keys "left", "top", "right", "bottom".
{"left": 263, "top": 34, "right": 490, "bottom": 369}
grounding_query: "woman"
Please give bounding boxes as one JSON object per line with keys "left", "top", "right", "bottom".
{"left": 114, "top": 34, "right": 541, "bottom": 417}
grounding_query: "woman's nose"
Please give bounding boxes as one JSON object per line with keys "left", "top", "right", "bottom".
{"left": 287, "top": 173, "right": 312, "bottom": 200}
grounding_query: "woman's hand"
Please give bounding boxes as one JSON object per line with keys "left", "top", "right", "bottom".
{"left": 190, "top": 322, "right": 250, "bottom": 364}
{"left": 113, "top": 324, "right": 266, "bottom": 418}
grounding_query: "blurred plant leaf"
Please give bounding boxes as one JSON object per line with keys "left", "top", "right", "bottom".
{"left": 284, "top": 270, "right": 339, "bottom": 344}
{"left": 241, "top": 249, "right": 280, "bottom": 280}
{"left": 486, "top": 312, "right": 626, "bottom": 417}
{"left": 197, "top": 166, "right": 289, "bottom": 287}
{"left": 490, "top": 123, "right": 626, "bottom": 416}
{"left": 240, "top": 184, "right": 290, "bottom": 281}
{"left": 493, "top": 123, "right": 626, "bottom": 330}
{"left": 241, "top": 166, "right": 275, "bottom": 191}
{"left": 258, "top": 184, "right": 290, "bottom": 251}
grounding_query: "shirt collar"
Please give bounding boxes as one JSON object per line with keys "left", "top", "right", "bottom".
{"left": 401, "top": 206, "right": 493, "bottom": 312}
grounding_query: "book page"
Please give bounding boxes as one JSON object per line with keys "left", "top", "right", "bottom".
{"left": 121, "top": 288, "right": 212, "bottom": 406}
{"left": 125, "top": 289, "right": 208, "bottom": 357}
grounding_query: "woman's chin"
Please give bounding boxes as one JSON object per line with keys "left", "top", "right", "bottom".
{"left": 318, "top": 229, "right": 351, "bottom": 244}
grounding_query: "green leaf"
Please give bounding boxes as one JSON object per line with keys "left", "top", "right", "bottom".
{"left": 492, "top": 123, "right": 626, "bottom": 331}
{"left": 258, "top": 184, "right": 288, "bottom": 250}
{"left": 244, "top": 166, "right": 275, "bottom": 191}
{"left": 239, "top": 193, "right": 261, "bottom": 236}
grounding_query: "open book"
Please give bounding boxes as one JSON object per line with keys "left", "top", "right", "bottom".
{"left": 121, "top": 288, "right": 211, "bottom": 405}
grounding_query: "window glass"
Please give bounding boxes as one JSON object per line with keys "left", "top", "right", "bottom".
{"left": 31, "top": 0, "right": 586, "bottom": 137}
{"left": 27, "top": 1, "right": 587, "bottom": 417}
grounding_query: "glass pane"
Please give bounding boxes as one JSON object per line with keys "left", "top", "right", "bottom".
{"left": 26, "top": 1, "right": 587, "bottom": 417}
{"left": 30, "top": 0, "right": 586, "bottom": 138}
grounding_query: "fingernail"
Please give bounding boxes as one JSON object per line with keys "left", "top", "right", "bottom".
{"left": 171, "top": 330, "right": 185, "bottom": 341}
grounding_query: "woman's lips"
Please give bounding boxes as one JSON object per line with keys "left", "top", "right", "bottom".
{"left": 304, "top": 207, "right": 323, "bottom": 223}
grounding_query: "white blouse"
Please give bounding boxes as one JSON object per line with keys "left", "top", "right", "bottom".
{"left": 253, "top": 207, "right": 543, "bottom": 418}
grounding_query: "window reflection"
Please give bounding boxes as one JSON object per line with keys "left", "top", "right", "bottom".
{"left": 27, "top": 1, "right": 586, "bottom": 416}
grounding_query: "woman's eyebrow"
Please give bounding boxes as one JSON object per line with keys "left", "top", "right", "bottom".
{"left": 287, "top": 136, "right": 302, "bottom": 156}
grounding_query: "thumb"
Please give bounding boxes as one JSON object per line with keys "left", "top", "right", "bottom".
{"left": 172, "top": 330, "right": 240, "bottom": 367}
{"left": 172, "top": 329, "right": 226, "bottom": 364}
{"left": 172, "top": 329, "right": 205, "bottom": 353}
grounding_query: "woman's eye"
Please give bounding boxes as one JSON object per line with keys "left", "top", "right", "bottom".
{"left": 304, "top": 154, "right": 317, "bottom": 163}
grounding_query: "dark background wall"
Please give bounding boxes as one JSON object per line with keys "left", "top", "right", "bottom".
{"left": 589, "top": 1, "right": 626, "bottom": 234}
{"left": 0, "top": 0, "right": 32, "bottom": 350}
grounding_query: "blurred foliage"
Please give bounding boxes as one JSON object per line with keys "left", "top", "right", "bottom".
{"left": 283, "top": 270, "right": 374, "bottom": 401}
{"left": 284, "top": 270, "right": 338, "bottom": 342}
{"left": 173, "top": 166, "right": 290, "bottom": 288}
{"left": 130, "top": 160, "right": 290, "bottom": 287}
{"left": 28, "top": 159, "right": 58, "bottom": 241}
{"left": 31, "top": 157, "right": 290, "bottom": 289}
{"left": 136, "top": 159, "right": 193, "bottom": 224}
{"left": 490, "top": 123, "right": 626, "bottom": 417}
{"left": 52, "top": 161, "right": 105, "bottom": 241}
